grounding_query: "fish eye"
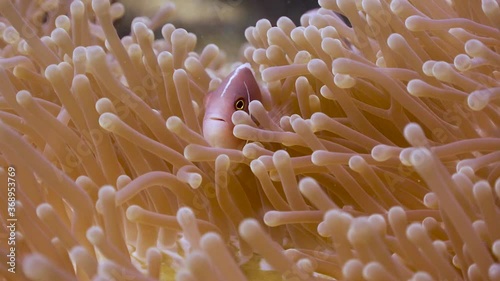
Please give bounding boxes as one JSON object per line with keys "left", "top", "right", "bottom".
{"left": 234, "top": 98, "right": 245, "bottom": 110}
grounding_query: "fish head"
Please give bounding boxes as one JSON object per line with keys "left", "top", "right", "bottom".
{"left": 203, "top": 63, "right": 261, "bottom": 148}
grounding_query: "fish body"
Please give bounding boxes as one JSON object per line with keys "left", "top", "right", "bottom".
{"left": 203, "top": 63, "right": 262, "bottom": 148}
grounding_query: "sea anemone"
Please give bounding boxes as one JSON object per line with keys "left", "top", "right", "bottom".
{"left": 0, "top": 0, "right": 499, "bottom": 280}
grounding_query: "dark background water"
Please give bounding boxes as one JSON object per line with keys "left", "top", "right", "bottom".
{"left": 116, "top": 0, "right": 320, "bottom": 58}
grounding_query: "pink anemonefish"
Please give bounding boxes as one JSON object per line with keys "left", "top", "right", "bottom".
{"left": 203, "top": 63, "right": 262, "bottom": 148}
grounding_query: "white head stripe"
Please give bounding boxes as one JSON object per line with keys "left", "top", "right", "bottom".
{"left": 244, "top": 81, "right": 252, "bottom": 119}
{"left": 220, "top": 63, "right": 251, "bottom": 97}
{"left": 243, "top": 81, "right": 250, "bottom": 102}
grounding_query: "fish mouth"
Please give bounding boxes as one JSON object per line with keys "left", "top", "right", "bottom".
{"left": 207, "top": 116, "right": 226, "bottom": 122}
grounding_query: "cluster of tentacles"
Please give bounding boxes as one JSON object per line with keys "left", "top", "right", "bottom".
{"left": 0, "top": 0, "right": 499, "bottom": 280}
